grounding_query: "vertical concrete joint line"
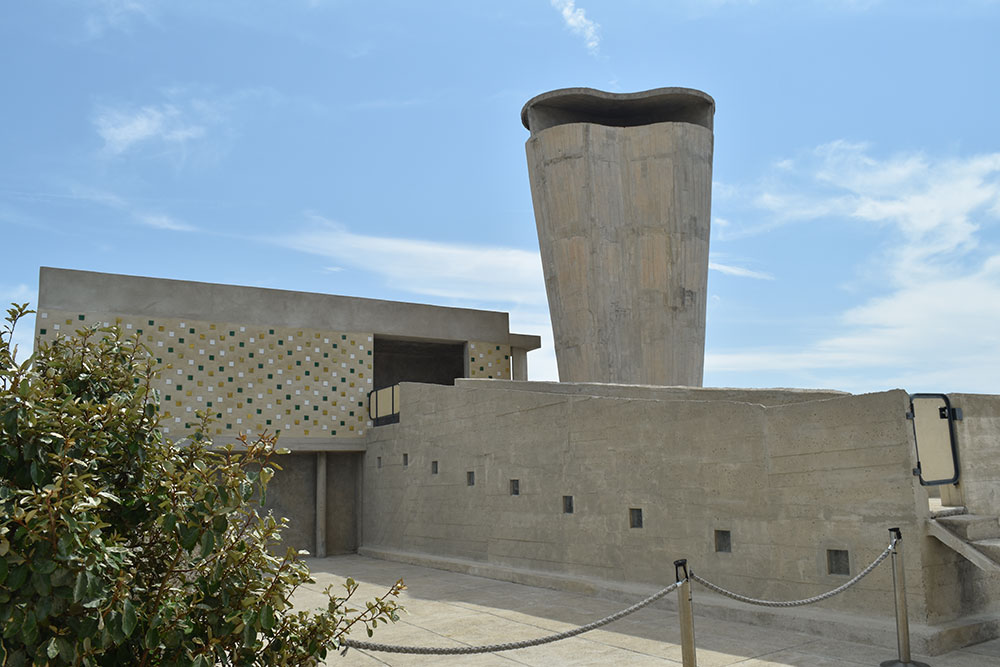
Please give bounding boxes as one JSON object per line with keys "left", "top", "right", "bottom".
{"left": 315, "top": 451, "right": 327, "bottom": 558}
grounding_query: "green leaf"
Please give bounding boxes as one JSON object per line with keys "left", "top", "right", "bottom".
{"left": 56, "top": 636, "right": 74, "bottom": 661}
{"left": 200, "top": 529, "right": 215, "bottom": 556}
{"left": 33, "top": 558, "right": 56, "bottom": 575}
{"left": 29, "top": 460, "right": 43, "bottom": 486}
{"left": 122, "top": 599, "right": 137, "bottom": 637}
{"left": 6, "top": 564, "right": 27, "bottom": 591}
{"left": 73, "top": 570, "right": 87, "bottom": 602}
{"left": 260, "top": 604, "right": 275, "bottom": 631}
{"left": 20, "top": 610, "right": 37, "bottom": 646}
{"left": 46, "top": 637, "right": 59, "bottom": 659}
{"left": 179, "top": 524, "right": 200, "bottom": 552}
{"left": 31, "top": 571, "right": 52, "bottom": 596}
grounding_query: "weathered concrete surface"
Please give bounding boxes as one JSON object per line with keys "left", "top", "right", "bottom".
{"left": 263, "top": 452, "right": 316, "bottom": 554}
{"left": 457, "top": 378, "right": 847, "bottom": 406}
{"left": 359, "top": 381, "right": 999, "bottom": 654}
{"left": 523, "top": 88, "right": 714, "bottom": 386}
{"left": 299, "top": 554, "right": 1000, "bottom": 666}
{"left": 37, "top": 267, "right": 541, "bottom": 349}
{"left": 948, "top": 393, "right": 1000, "bottom": 517}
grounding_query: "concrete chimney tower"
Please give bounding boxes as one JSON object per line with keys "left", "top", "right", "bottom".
{"left": 522, "top": 87, "right": 715, "bottom": 386}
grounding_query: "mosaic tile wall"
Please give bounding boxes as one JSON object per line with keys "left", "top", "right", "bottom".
{"left": 468, "top": 342, "right": 511, "bottom": 380}
{"left": 37, "top": 310, "right": 374, "bottom": 439}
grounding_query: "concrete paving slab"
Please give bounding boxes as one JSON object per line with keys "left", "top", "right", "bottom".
{"left": 299, "top": 555, "right": 996, "bottom": 666}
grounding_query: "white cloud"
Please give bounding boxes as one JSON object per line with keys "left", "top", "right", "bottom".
{"left": 139, "top": 214, "right": 196, "bottom": 232}
{"left": 282, "top": 215, "right": 547, "bottom": 306}
{"left": 281, "top": 215, "right": 559, "bottom": 380}
{"left": 70, "top": 186, "right": 199, "bottom": 233}
{"left": 84, "top": 0, "right": 155, "bottom": 38}
{"left": 709, "top": 262, "right": 774, "bottom": 280}
{"left": 708, "top": 143, "right": 1000, "bottom": 393}
{"left": 1, "top": 284, "right": 34, "bottom": 305}
{"left": 550, "top": 0, "right": 600, "bottom": 54}
{"left": 94, "top": 104, "right": 206, "bottom": 155}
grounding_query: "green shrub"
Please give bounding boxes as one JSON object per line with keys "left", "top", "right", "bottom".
{"left": 0, "top": 304, "right": 403, "bottom": 666}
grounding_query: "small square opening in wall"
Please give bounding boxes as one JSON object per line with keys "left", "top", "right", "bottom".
{"left": 510, "top": 479, "right": 519, "bottom": 496}
{"left": 715, "top": 530, "right": 732, "bottom": 553}
{"left": 827, "top": 549, "right": 850, "bottom": 575}
{"left": 403, "top": 453, "right": 409, "bottom": 467}
{"left": 629, "top": 508, "right": 643, "bottom": 528}
{"left": 376, "top": 456, "right": 382, "bottom": 469}
{"left": 563, "top": 495, "right": 574, "bottom": 514}
{"left": 431, "top": 460, "right": 439, "bottom": 474}
{"left": 467, "top": 471, "right": 475, "bottom": 486}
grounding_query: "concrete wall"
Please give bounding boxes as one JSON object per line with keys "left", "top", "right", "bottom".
{"left": 457, "top": 378, "right": 847, "bottom": 406}
{"left": 948, "top": 393, "right": 1000, "bottom": 516}
{"left": 523, "top": 88, "right": 714, "bottom": 386}
{"left": 362, "top": 382, "right": 923, "bottom": 619}
{"left": 262, "top": 453, "right": 317, "bottom": 554}
{"left": 36, "top": 268, "right": 530, "bottom": 443}
{"left": 38, "top": 267, "right": 514, "bottom": 344}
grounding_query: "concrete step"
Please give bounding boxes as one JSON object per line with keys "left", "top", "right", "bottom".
{"left": 935, "top": 514, "right": 1000, "bottom": 541}
{"left": 973, "top": 538, "right": 1000, "bottom": 563}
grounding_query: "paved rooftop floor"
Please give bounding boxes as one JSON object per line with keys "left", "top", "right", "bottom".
{"left": 298, "top": 554, "right": 999, "bottom": 666}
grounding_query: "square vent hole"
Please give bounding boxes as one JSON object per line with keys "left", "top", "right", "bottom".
{"left": 827, "top": 549, "right": 850, "bottom": 576}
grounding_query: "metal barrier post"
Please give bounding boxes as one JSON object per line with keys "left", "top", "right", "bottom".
{"left": 880, "top": 528, "right": 929, "bottom": 667}
{"left": 674, "top": 559, "right": 697, "bottom": 667}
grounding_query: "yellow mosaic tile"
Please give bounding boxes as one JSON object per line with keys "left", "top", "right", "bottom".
{"left": 37, "top": 310, "right": 374, "bottom": 439}
{"left": 468, "top": 341, "right": 511, "bottom": 379}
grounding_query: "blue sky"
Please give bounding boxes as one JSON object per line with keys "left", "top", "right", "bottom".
{"left": 3, "top": 0, "right": 1000, "bottom": 394}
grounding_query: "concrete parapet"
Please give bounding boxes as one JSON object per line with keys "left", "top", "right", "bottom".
{"left": 522, "top": 87, "right": 715, "bottom": 386}
{"left": 359, "top": 381, "right": 1000, "bottom": 653}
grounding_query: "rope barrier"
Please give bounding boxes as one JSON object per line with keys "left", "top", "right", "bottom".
{"left": 690, "top": 535, "right": 897, "bottom": 608}
{"left": 342, "top": 533, "right": 900, "bottom": 656}
{"left": 341, "top": 579, "right": 682, "bottom": 655}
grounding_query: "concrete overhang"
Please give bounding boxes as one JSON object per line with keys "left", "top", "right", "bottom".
{"left": 521, "top": 86, "right": 715, "bottom": 135}
{"left": 509, "top": 333, "right": 542, "bottom": 351}
{"left": 38, "top": 267, "right": 514, "bottom": 343}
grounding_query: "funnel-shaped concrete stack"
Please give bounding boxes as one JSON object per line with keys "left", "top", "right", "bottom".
{"left": 522, "top": 87, "right": 715, "bottom": 386}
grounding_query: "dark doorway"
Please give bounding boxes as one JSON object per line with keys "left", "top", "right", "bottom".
{"left": 373, "top": 337, "right": 465, "bottom": 389}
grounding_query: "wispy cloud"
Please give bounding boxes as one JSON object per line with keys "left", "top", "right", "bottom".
{"left": 709, "top": 261, "right": 774, "bottom": 280}
{"left": 550, "top": 0, "right": 600, "bottom": 54}
{"left": 139, "top": 214, "right": 197, "bottom": 232}
{"left": 92, "top": 87, "right": 283, "bottom": 163}
{"left": 71, "top": 186, "right": 198, "bottom": 233}
{"left": 1, "top": 284, "right": 34, "bottom": 305}
{"left": 708, "top": 142, "right": 1000, "bottom": 392}
{"left": 281, "top": 215, "right": 559, "bottom": 379}
{"left": 84, "top": 0, "right": 155, "bottom": 38}
{"left": 282, "top": 215, "right": 546, "bottom": 305}
{"left": 93, "top": 104, "right": 206, "bottom": 156}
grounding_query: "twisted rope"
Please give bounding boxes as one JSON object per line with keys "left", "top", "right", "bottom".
{"left": 690, "top": 536, "right": 897, "bottom": 608}
{"left": 342, "top": 579, "right": 682, "bottom": 655}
